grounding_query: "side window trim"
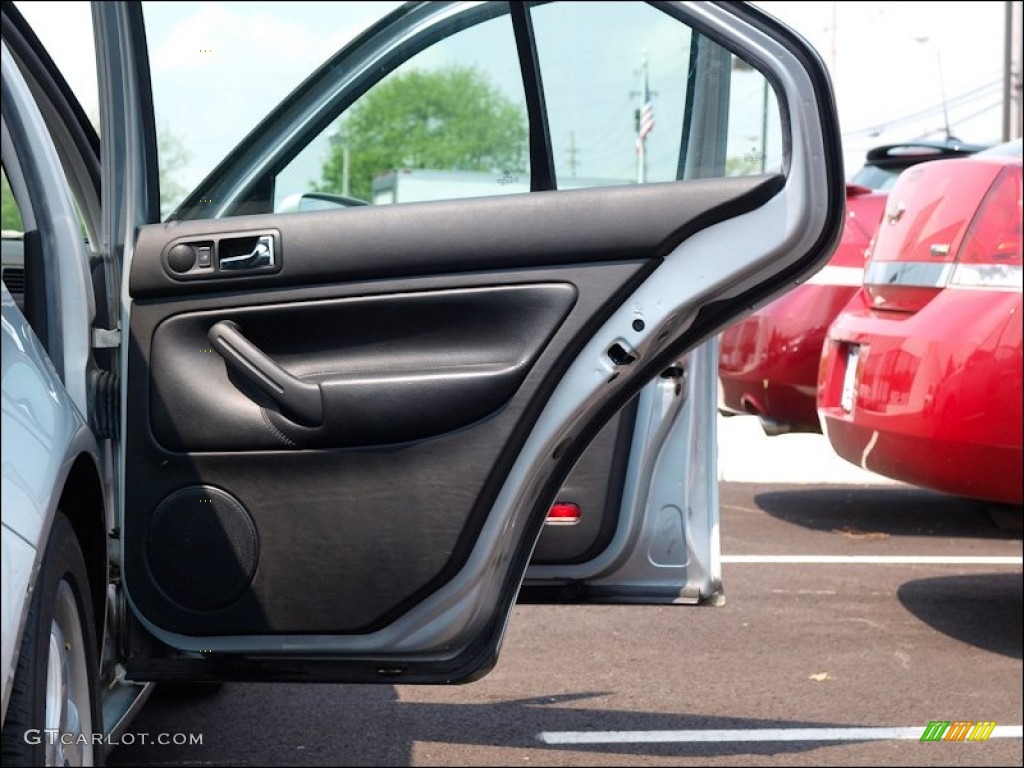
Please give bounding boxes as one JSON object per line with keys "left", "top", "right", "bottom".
{"left": 680, "top": 32, "right": 733, "bottom": 180}
{"left": 676, "top": 31, "right": 701, "bottom": 180}
{"left": 510, "top": 2, "right": 555, "bottom": 192}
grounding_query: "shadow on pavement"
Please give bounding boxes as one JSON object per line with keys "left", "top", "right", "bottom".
{"left": 751, "top": 486, "right": 1023, "bottom": 540}
{"left": 897, "top": 572, "right": 1024, "bottom": 659}
{"left": 109, "top": 684, "right": 899, "bottom": 766}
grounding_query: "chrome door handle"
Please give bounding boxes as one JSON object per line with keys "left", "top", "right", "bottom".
{"left": 220, "top": 236, "right": 274, "bottom": 270}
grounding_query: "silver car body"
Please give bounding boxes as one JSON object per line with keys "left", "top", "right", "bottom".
{"left": 1, "top": 283, "right": 100, "bottom": 718}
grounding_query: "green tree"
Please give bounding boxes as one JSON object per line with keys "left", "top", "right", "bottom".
{"left": 2, "top": 171, "right": 24, "bottom": 231}
{"left": 317, "top": 66, "right": 527, "bottom": 202}
{"left": 1, "top": 121, "right": 187, "bottom": 231}
{"left": 158, "top": 124, "right": 191, "bottom": 219}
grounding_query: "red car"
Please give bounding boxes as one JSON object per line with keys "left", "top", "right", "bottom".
{"left": 818, "top": 140, "right": 1023, "bottom": 505}
{"left": 719, "top": 142, "right": 986, "bottom": 435}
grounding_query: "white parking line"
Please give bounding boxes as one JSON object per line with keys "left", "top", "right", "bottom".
{"left": 538, "top": 725, "right": 1024, "bottom": 745}
{"left": 722, "top": 555, "right": 1023, "bottom": 565}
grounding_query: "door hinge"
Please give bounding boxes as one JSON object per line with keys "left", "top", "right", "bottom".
{"left": 92, "top": 327, "right": 121, "bottom": 349}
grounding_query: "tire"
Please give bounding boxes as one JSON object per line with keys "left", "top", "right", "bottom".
{"left": 1, "top": 513, "right": 103, "bottom": 766}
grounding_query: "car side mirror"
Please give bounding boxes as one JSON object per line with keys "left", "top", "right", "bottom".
{"left": 278, "top": 191, "right": 368, "bottom": 212}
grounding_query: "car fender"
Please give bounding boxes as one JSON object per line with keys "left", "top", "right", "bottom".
{"left": 1, "top": 285, "right": 101, "bottom": 724}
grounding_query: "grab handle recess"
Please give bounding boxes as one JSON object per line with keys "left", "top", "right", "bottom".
{"left": 208, "top": 320, "right": 324, "bottom": 427}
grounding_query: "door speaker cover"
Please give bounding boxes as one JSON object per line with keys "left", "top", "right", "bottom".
{"left": 146, "top": 485, "right": 259, "bottom": 612}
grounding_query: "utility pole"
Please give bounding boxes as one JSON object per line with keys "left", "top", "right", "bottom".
{"left": 1004, "top": 0, "right": 1023, "bottom": 140}
{"left": 566, "top": 131, "right": 580, "bottom": 178}
{"left": 329, "top": 126, "right": 351, "bottom": 196}
{"left": 760, "top": 78, "right": 769, "bottom": 173}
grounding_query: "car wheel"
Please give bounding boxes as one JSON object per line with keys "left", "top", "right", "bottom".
{"left": 1, "top": 513, "right": 102, "bottom": 766}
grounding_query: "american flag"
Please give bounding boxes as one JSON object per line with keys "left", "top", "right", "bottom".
{"left": 636, "top": 81, "right": 654, "bottom": 153}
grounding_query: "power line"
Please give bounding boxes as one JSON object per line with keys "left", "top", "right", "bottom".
{"left": 843, "top": 82, "right": 1001, "bottom": 139}
{"left": 842, "top": 78, "right": 1002, "bottom": 139}
{"left": 908, "top": 100, "right": 1005, "bottom": 139}
{"left": 955, "top": 99, "right": 1007, "bottom": 126}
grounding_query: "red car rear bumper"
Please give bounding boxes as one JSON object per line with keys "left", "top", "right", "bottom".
{"left": 720, "top": 280, "right": 858, "bottom": 431}
{"left": 819, "top": 288, "right": 1023, "bottom": 505}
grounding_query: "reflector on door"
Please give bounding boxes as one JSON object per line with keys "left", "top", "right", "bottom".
{"left": 545, "top": 503, "right": 581, "bottom": 526}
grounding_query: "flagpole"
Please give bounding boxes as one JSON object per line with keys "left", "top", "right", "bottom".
{"left": 637, "top": 53, "right": 648, "bottom": 184}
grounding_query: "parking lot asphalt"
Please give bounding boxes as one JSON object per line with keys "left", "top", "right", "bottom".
{"left": 110, "top": 416, "right": 1022, "bottom": 767}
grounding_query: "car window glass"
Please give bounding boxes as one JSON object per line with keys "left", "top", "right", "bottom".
{"left": 14, "top": 1, "right": 99, "bottom": 127}
{"left": 1, "top": 137, "right": 50, "bottom": 356}
{"left": 12, "top": 2, "right": 98, "bottom": 240}
{"left": 153, "top": 1, "right": 787, "bottom": 221}
{"left": 142, "top": 1, "right": 403, "bottom": 217}
{"left": 274, "top": 10, "right": 526, "bottom": 210}
{"left": 850, "top": 165, "right": 898, "bottom": 191}
{"left": 531, "top": 1, "right": 782, "bottom": 185}
{"left": 725, "top": 54, "right": 783, "bottom": 176}
{"left": 1, "top": 168, "right": 24, "bottom": 233}
{"left": 1, "top": 168, "right": 26, "bottom": 308}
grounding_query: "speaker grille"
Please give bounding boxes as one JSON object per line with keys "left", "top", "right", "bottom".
{"left": 146, "top": 485, "right": 258, "bottom": 612}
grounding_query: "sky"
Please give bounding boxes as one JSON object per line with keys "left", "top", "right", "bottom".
{"left": 14, "top": 1, "right": 1018, "bottom": 208}
{"left": 755, "top": 1, "right": 1014, "bottom": 158}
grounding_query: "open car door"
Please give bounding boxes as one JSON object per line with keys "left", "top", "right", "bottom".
{"left": 96, "top": 1, "right": 843, "bottom": 684}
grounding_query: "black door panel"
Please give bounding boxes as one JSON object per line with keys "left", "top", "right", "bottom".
{"left": 125, "top": 262, "right": 647, "bottom": 636}
{"left": 149, "top": 284, "right": 576, "bottom": 451}
{"left": 124, "top": 174, "right": 786, "bottom": 641}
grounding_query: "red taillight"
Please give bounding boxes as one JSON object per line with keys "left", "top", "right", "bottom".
{"left": 951, "top": 164, "right": 1023, "bottom": 289}
{"left": 545, "top": 502, "right": 581, "bottom": 526}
